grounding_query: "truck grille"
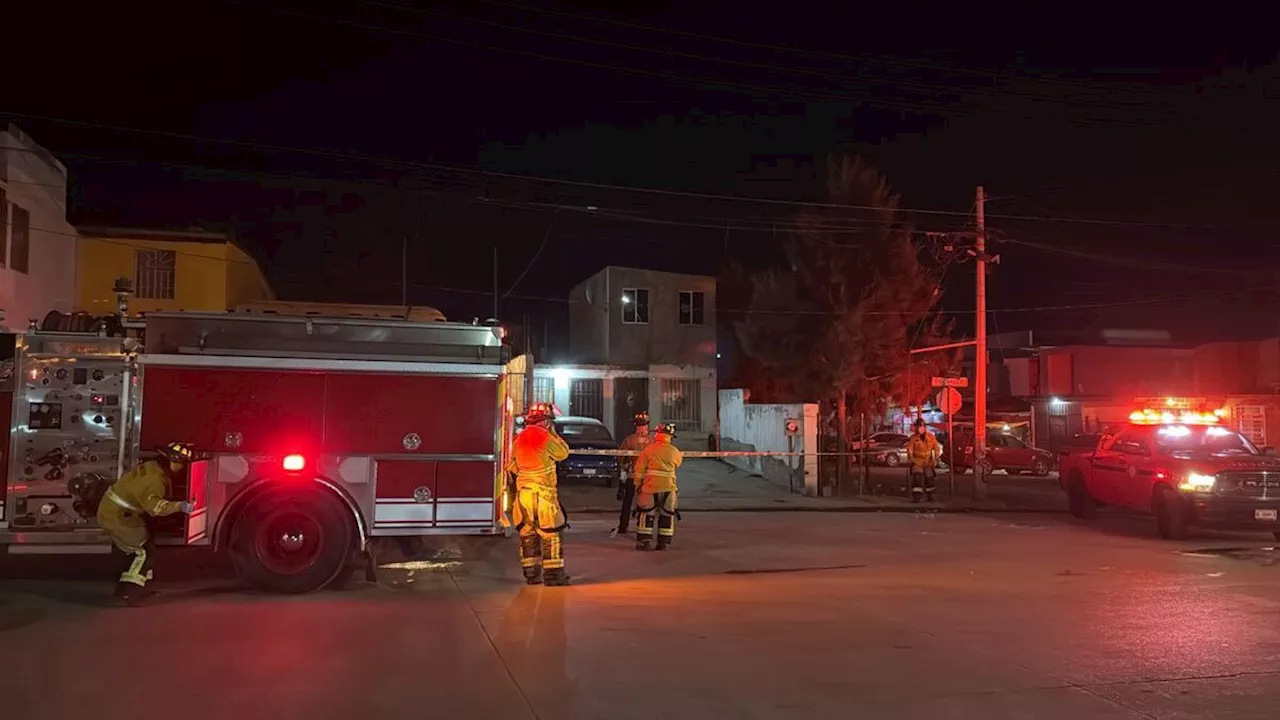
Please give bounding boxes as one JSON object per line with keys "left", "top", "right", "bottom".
{"left": 1216, "top": 471, "right": 1280, "bottom": 499}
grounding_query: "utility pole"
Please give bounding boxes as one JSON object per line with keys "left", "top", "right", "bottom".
{"left": 492, "top": 247, "right": 499, "bottom": 320}
{"left": 974, "top": 185, "right": 988, "bottom": 499}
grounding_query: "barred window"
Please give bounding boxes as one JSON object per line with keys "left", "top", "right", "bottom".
{"left": 659, "top": 378, "right": 702, "bottom": 432}
{"left": 532, "top": 376, "right": 555, "bottom": 405}
{"left": 135, "top": 249, "right": 176, "bottom": 299}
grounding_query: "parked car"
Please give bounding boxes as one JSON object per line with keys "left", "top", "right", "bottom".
{"left": 954, "top": 430, "right": 1055, "bottom": 476}
{"left": 552, "top": 416, "right": 622, "bottom": 487}
{"left": 852, "top": 431, "right": 949, "bottom": 468}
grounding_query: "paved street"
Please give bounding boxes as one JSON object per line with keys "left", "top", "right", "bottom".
{"left": 561, "top": 459, "right": 1066, "bottom": 513}
{"left": 6, "top": 509, "right": 1280, "bottom": 718}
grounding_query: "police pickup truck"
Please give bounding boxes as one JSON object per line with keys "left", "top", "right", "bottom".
{"left": 1058, "top": 407, "right": 1280, "bottom": 540}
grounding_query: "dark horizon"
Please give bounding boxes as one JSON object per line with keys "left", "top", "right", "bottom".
{"left": 6, "top": 3, "right": 1280, "bottom": 345}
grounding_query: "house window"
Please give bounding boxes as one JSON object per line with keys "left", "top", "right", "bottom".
{"left": 659, "top": 378, "right": 702, "bottom": 432}
{"left": 621, "top": 288, "right": 649, "bottom": 324}
{"left": 9, "top": 205, "right": 29, "bottom": 274}
{"left": 135, "top": 249, "right": 176, "bottom": 299}
{"left": 532, "top": 376, "right": 555, "bottom": 405}
{"left": 0, "top": 188, "right": 7, "bottom": 267}
{"left": 678, "top": 291, "right": 705, "bottom": 326}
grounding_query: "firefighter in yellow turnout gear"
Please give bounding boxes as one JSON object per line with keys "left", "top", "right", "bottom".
{"left": 633, "top": 422, "right": 683, "bottom": 551}
{"left": 506, "top": 403, "right": 572, "bottom": 586}
{"left": 96, "top": 442, "right": 196, "bottom": 606}
{"left": 613, "top": 411, "right": 651, "bottom": 537}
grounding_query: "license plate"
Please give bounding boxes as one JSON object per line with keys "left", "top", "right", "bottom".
{"left": 1256, "top": 509, "right": 1278, "bottom": 521}
{"left": 582, "top": 468, "right": 597, "bottom": 475}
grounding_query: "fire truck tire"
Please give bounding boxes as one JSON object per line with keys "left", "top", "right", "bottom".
{"left": 1154, "top": 486, "right": 1189, "bottom": 540}
{"left": 228, "top": 487, "right": 356, "bottom": 594}
{"left": 1067, "top": 474, "right": 1096, "bottom": 519}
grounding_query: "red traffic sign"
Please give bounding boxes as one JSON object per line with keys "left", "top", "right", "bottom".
{"left": 931, "top": 376, "right": 969, "bottom": 388}
{"left": 936, "top": 388, "right": 963, "bottom": 414}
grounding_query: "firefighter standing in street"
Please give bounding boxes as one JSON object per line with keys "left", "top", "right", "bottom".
{"left": 612, "top": 411, "right": 652, "bottom": 538}
{"left": 633, "top": 422, "right": 683, "bottom": 551}
{"left": 97, "top": 441, "right": 196, "bottom": 607}
{"left": 506, "top": 402, "right": 573, "bottom": 586}
{"left": 905, "top": 418, "right": 941, "bottom": 503}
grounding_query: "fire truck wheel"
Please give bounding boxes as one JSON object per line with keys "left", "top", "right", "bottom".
{"left": 228, "top": 487, "right": 356, "bottom": 594}
{"left": 1154, "top": 486, "right": 1189, "bottom": 540}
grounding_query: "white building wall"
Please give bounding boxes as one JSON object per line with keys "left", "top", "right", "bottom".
{"left": 0, "top": 125, "right": 76, "bottom": 331}
{"left": 718, "top": 389, "right": 819, "bottom": 496}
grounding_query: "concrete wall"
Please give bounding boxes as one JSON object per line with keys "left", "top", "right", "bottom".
{"left": 568, "top": 265, "right": 716, "bottom": 368}
{"left": 0, "top": 125, "right": 77, "bottom": 330}
{"left": 718, "top": 389, "right": 820, "bottom": 496}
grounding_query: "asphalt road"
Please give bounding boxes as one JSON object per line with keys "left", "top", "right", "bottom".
{"left": 5, "top": 509, "right": 1280, "bottom": 719}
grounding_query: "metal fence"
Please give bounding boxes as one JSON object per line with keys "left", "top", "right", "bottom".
{"left": 659, "top": 377, "right": 702, "bottom": 431}
{"left": 570, "top": 378, "right": 604, "bottom": 420}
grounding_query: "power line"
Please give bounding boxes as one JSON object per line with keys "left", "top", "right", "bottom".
{"left": 469, "top": 0, "right": 1214, "bottom": 103}
{"left": 1, "top": 116, "right": 1238, "bottom": 230}
{"left": 216, "top": 1, "right": 1225, "bottom": 133}
{"left": 418, "top": 282, "right": 1199, "bottom": 315}
{"left": 357, "top": 0, "right": 1180, "bottom": 121}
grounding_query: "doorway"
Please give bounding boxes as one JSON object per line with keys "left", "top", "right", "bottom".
{"left": 613, "top": 377, "right": 649, "bottom": 439}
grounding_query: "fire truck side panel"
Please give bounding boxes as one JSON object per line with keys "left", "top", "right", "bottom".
{"left": 435, "top": 461, "right": 500, "bottom": 525}
{"left": 322, "top": 373, "right": 498, "bottom": 455}
{"left": 371, "top": 460, "right": 439, "bottom": 530}
{"left": 138, "top": 366, "right": 328, "bottom": 454}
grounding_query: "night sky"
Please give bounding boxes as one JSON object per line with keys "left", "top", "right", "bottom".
{"left": 7, "top": 2, "right": 1280, "bottom": 348}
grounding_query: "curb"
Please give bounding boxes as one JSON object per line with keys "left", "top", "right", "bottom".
{"left": 566, "top": 505, "right": 1069, "bottom": 515}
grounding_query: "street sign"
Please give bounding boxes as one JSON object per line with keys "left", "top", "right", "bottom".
{"left": 931, "top": 376, "right": 969, "bottom": 388}
{"left": 936, "top": 388, "right": 963, "bottom": 414}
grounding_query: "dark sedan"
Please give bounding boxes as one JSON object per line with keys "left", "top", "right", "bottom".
{"left": 553, "top": 417, "right": 621, "bottom": 487}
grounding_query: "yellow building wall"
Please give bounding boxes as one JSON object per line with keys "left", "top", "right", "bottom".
{"left": 77, "top": 237, "right": 272, "bottom": 314}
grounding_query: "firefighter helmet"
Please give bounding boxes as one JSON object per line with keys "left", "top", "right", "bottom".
{"left": 656, "top": 422, "right": 677, "bottom": 437}
{"left": 633, "top": 411, "right": 650, "bottom": 426}
{"left": 157, "top": 442, "right": 195, "bottom": 464}
{"left": 525, "top": 402, "right": 554, "bottom": 424}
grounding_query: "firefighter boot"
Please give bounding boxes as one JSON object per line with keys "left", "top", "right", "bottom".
{"left": 519, "top": 531, "right": 543, "bottom": 585}
{"left": 543, "top": 567, "right": 572, "bottom": 586}
{"left": 635, "top": 507, "right": 655, "bottom": 550}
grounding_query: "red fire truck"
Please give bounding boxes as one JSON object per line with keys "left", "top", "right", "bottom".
{"left": 0, "top": 311, "right": 527, "bottom": 593}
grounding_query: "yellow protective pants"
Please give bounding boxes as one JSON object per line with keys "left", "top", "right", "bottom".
{"left": 635, "top": 490, "right": 678, "bottom": 548}
{"left": 97, "top": 499, "right": 154, "bottom": 586}
{"left": 513, "top": 485, "right": 568, "bottom": 582}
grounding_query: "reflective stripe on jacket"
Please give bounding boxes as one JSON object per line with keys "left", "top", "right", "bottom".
{"left": 635, "top": 437, "right": 683, "bottom": 493}
{"left": 506, "top": 424, "right": 570, "bottom": 488}
{"left": 905, "top": 432, "right": 940, "bottom": 468}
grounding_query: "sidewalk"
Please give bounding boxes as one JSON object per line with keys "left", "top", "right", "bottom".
{"left": 558, "top": 459, "right": 1067, "bottom": 514}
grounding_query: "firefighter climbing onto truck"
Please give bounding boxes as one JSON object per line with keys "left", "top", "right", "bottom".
{"left": 96, "top": 441, "right": 196, "bottom": 607}
{"left": 612, "top": 411, "right": 652, "bottom": 538}
{"left": 506, "top": 402, "right": 573, "bottom": 586}
{"left": 633, "top": 422, "right": 683, "bottom": 551}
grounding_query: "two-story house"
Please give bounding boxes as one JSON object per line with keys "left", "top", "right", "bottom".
{"left": 536, "top": 266, "right": 718, "bottom": 443}
{"left": 0, "top": 124, "right": 77, "bottom": 330}
{"left": 76, "top": 226, "right": 274, "bottom": 316}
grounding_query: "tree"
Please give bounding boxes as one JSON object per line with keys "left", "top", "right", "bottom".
{"left": 733, "top": 155, "right": 956, "bottom": 482}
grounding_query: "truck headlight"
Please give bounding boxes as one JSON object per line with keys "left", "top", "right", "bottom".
{"left": 1178, "top": 472, "right": 1216, "bottom": 491}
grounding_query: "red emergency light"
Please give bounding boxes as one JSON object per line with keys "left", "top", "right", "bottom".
{"left": 281, "top": 454, "right": 307, "bottom": 472}
{"left": 1128, "top": 408, "right": 1224, "bottom": 425}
